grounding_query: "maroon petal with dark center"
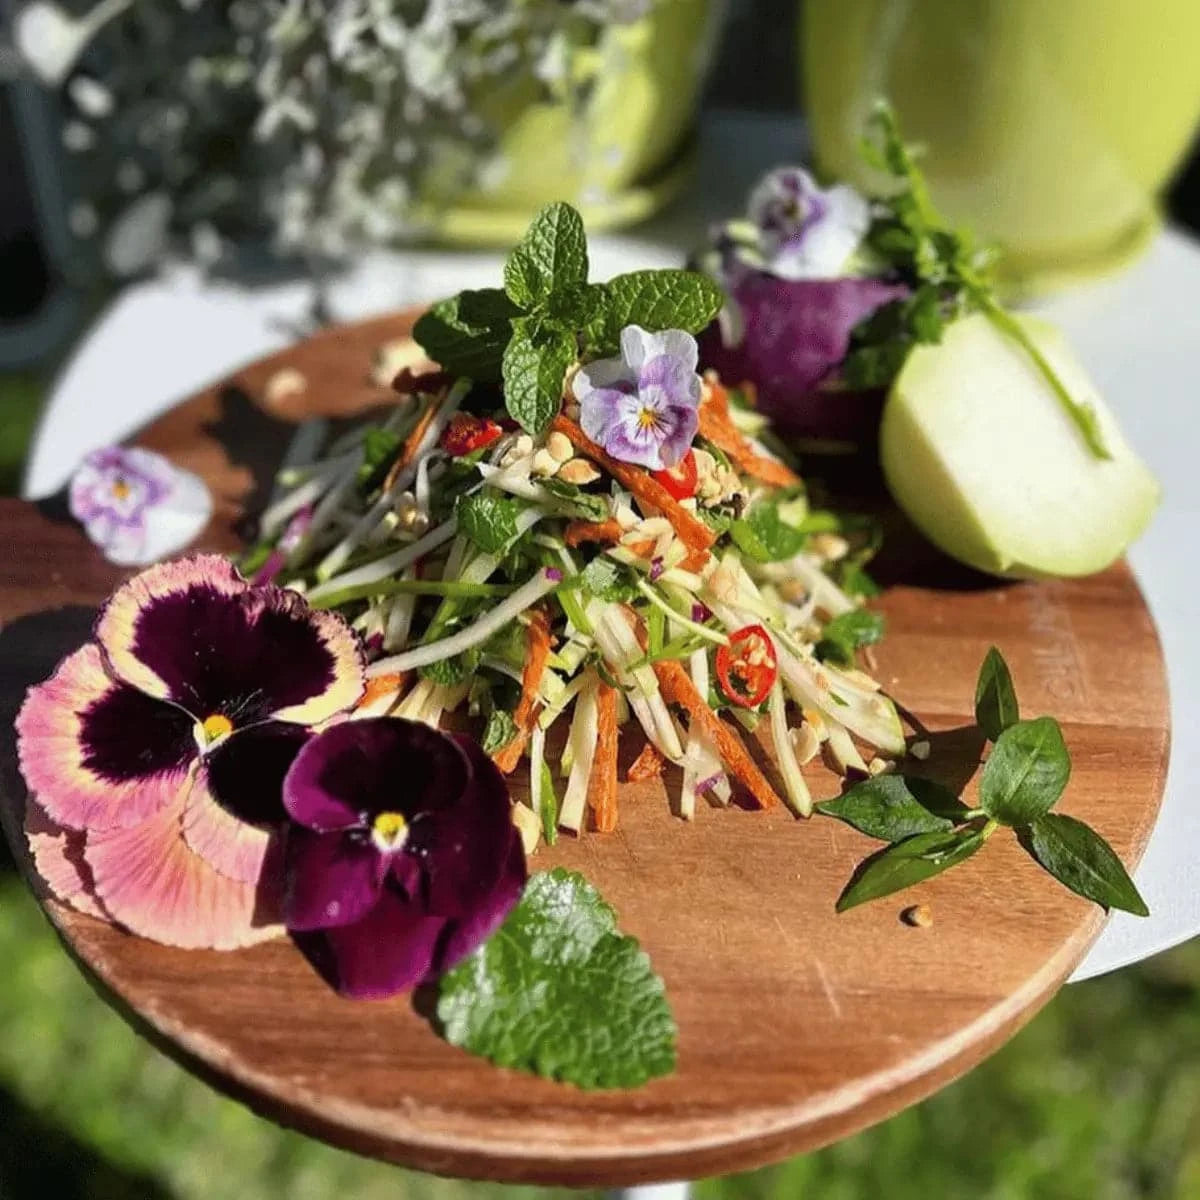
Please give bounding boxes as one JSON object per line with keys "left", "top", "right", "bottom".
{"left": 411, "top": 734, "right": 521, "bottom": 919}
{"left": 283, "top": 718, "right": 469, "bottom": 832}
{"left": 321, "top": 887, "right": 448, "bottom": 1000}
{"left": 284, "top": 826, "right": 388, "bottom": 931}
{"left": 96, "top": 555, "right": 364, "bottom": 728}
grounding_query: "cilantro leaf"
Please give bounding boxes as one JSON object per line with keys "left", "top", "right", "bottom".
{"left": 456, "top": 493, "right": 526, "bottom": 554}
{"left": 1021, "top": 813, "right": 1148, "bottom": 917}
{"left": 978, "top": 716, "right": 1070, "bottom": 826}
{"left": 502, "top": 319, "right": 574, "bottom": 436}
{"left": 835, "top": 827, "right": 986, "bottom": 912}
{"left": 816, "top": 609, "right": 886, "bottom": 667}
{"left": 481, "top": 710, "right": 519, "bottom": 755}
{"left": 504, "top": 201, "right": 588, "bottom": 306}
{"left": 413, "top": 294, "right": 512, "bottom": 382}
{"left": 437, "top": 869, "right": 677, "bottom": 1089}
{"left": 593, "top": 270, "right": 724, "bottom": 355}
{"left": 579, "top": 557, "right": 640, "bottom": 603}
{"left": 974, "top": 646, "right": 1019, "bottom": 742}
{"left": 818, "top": 774, "right": 969, "bottom": 841}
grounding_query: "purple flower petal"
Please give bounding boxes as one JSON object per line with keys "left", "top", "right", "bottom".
{"left": 283, "top": 826, "right": 387, "bottom": 931}
{"left": 321, "top": 887, "right": 448, "bottom": 1000}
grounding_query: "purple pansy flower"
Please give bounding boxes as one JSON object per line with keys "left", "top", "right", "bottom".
{"left": 747, "top": 167, "right": 871, "bottom": 282}
{"left": 69, "top": 445, "right": 212, "bottom": 567}
{"left": 573, "top": 325, "right": 702, "bottom": 471}
{"left": 15, "top": 555, "right": 365, "bottom": 949}
{"left": 282, "top": 718, "right": 526, "bottom": 1000}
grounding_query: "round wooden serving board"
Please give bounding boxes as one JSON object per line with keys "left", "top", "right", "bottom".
{"left": 0, "top": 312, "right": 1170, "bottom": 1186}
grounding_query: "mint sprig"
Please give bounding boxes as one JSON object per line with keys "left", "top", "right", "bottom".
{"left": 414, "top": 201, "right": 723, "bottom": 437}
{"left": 821, "top": 646, "right": 1147, "bottom": 916}
{"left": 437, "top": 869, "right": 677, "bottom": 1089}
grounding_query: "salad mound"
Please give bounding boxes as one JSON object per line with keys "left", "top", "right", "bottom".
{"left": 245, "top": 279, "right": 903, "bottom": 850}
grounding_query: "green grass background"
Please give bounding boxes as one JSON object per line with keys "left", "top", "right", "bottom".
{"left": 2, "top": 373, "right": 1198, "bottom": 1200}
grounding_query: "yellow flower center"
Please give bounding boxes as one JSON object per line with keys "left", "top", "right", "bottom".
{"left": 200, "top": 713, "right": 234, "bottom": 743}
{"left": 371, "top": 811, "right": 408, "bottom": 852}
{"left": 111, "top": 477, "right": 132, "bottom": 500}
{"left": 637, "top": 407, "right": 660, "bottom": 431}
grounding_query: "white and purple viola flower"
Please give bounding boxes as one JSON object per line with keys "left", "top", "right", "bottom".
{"left": 16, "top": 555, "right": 365, "bottom": 950}
{"left": 283, "top": 718, "right": 526, "bottom": 1000}
{"left": 573, "top": 325, "right": 702, "bottom": 471}
{"left": 69, "top": 445, "right": 212, "bottom": 567}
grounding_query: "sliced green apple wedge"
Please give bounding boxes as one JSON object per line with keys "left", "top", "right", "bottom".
{"left": 880, "top": 312, "right": 1160, "bottom": 579}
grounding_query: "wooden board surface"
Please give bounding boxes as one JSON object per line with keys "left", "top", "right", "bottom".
{"left": 0, "top": 312, "right": 1170, "bottom": 1186}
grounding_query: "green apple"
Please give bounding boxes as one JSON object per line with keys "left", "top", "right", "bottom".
{"left": 880, "top": 312, "right": 1160, "bottom": 579}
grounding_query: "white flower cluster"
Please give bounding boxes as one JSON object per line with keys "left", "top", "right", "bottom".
{"left": 11, "top": 0, "right": 646, "bottom": 273}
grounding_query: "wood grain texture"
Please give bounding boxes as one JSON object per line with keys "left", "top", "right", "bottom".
{"left": 0, "top": 313, "right": 1170, "bottom": 1187}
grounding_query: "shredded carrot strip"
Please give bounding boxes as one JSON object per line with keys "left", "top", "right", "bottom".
{"left": 624, "top": 538, "right": 656, "bottom": 559}
{"left": 551, "top": 415, "right": 715, "bottom": 558}
{"left": 627, "top": 742, "right": 665, "bottom": 783}
{"left": 383, "top": 392, "right": 444, "bottom": 492}
{"left": 652, "top": 659, "right": 781, "bottom": 810}
{"left": 564, "top": 518, "right": 623, "bottom": 548}
{"left": 587, "top": 682, "right": 620, "bottom": 832}
{"left": 699, "top": 379, "right": 799, "bottom": 489}
{"left": 356, "top": 672, "right": 409, "bottom": 710}
{"left": 492, "top": 610, "right": 553, "bottom": 775}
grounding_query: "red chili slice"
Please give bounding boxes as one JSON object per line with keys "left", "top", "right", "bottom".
{"left": 651, "top": 449, "right": 699, "bottom": 501}
{"left": 439, "top": 413, "right": 503, "bottom": 457}
{"left": 715, "top": 623, "right": 778, "bottom": 709}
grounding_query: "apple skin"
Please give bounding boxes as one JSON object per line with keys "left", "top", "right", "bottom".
{"left": 880, "top": 312, "right": 1160, "bottom": 579}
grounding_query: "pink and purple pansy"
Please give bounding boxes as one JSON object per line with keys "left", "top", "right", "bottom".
{"left": 69, "top": 445, "right": 213, "bottom": 567}
{"left": 573, "top": 325, "right": 702, "bottom": 471}
{"left": 282, "top": 718, "right": 526, "bottom": 1000}
{"left": 16, "top": 554, "right": 365, "bottom": 950}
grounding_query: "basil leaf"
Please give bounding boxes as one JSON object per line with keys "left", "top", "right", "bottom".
{"left": 413, "top": 293, "right": 512, "bottom": 382}
{"left": 456, "top": 493, "right": 526, "bottom": 554}
{"left": 481, "top": 710, "right": 519, "bottom": 755}
{"left": 593, "top": 269, "right": 724, "bottom": 355}
{"left": 501, "top": 319, "right": 574, "bottom": 436}
{"left": 818, "top": 775, "right": 969, "bottom": 842}
{"left": 816, "top": 609, "right": 886, "bottom": 667}
{"left": 1022, "top": 813, "right": 1148, "bottom": 916}
{"left": 579, "top": 557, "right": 640, "bottom": 603}
{"left": 504, "top": 201, "right": 588, "bottom": 305}
{"left": 974, "top": 646, "right": 1019, "bottom": 742}
{"left": 437, "top": 869, "right": 676, "bottom": 1088}
{"left": 836, "top": 827, "right": 986, "bottom": 912}
{"left": 979, "top": 716, "right": 1070, "bottom": 826}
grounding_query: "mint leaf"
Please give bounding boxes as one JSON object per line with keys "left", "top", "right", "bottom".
{"left": 502, "top": 319, "right": 573, "bottom": 436}
{"left": 594, "top": 270, "right": 724, "bottom": 354}
{"left": 413, "top": 294, "right": 511, "bottom": 382}
{"left": 834, "top": 561, "right": 882, "bottom": 599}
{"left": 836, "top": 827, "right": 986, "bottom": 912}
{"left": 729, "top": 496, "right": 808, "bottom": 563}
{"left": 481, "top": 710, "right": 519, "bottom": 755}
{"left": 504, "top": 202, "right": 588, "bottom": 306}
{"left": 816, "top": 609, "right": 886, "bottom": 667}
{"left": 456, "top": 287, "right": 523, "bottom": 328}
{"left": 1022, "top": 813, "right": 1148, "bottom": 916}
{"left": 538, "top": 477, "right": 609, "bottom": 522}
{"left": 979, "top": 716, "right": 1070, "bottom": 826}
{"left": 818, "top": 775, "right": 969, "bottom": 842}
{"left": 456, "top": 493, "right": 526, "bottom": 554}
{"left": 419, "top": 649, "right": 479, "bottom": 686}
{"left": 974, "top": 646, "right": 1019, "bottom": 742}
{"left": 543, "top": 282, "right": 607, "bottom": 328}
{"left": 437, "top": 869, "right": 677, "bottom": 1089}
{"left": 579, "top": 557, "right": 640, "bottom": 603}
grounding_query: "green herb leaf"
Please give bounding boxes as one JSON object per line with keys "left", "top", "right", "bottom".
{"left": 538, "top": 477, "right": 609, "bottom": 522}
{"left": 979, "top": 716, "right": 1070, "bottom": 826}
{"left": 437, "top": 869, "right": 677, "bottom": 1088}
{"left": 456, "top": 493, "right": 526, "bottom": 554}
{"left": 412, "top": 293, "right": 513, "bottom": 382}
{"left": 419, "top": 650, "right": 480, "bottom": 686}
{"left": 356, "top": 426, "right": 402, "bottom": 493}
{"left": 579, "top": 557, "right": 640, "bottom": 604}
{"left": 816, "top": 609, "right": 886, "bottom": 667}
{"left": 503, "top": 248, "right": 542, "bottom": 309}
{"left": 513, "top": 201, "right": 589, "bottom": 301}
{"left": 456, "top": 288, "right": 524, "bottom": 328}
{"left": 818, "top": 775, "right": 970, "bottom": 842}
{"left": 501, "top": 319, "right": 574, "bottom": 436}
{"left": 543, "top": 282, "right": 607, "bottom": 328}
{"left": 1022, "top": 813, "right": 1148, "bottom": 916}
{"left": 481, "top": 710, "right": 519, "bottom": 755}
{"left": 834, "top": 561, "right": 882, "bottom": 599}
{"left": 729, "top": 496, "right": 808, "bottom": 563}
{"left": 593, "top": 269, "right": 724, "bottom": 355}
{"left": 836, "top": 827, "right": 986, "bottom": 912}
{"left": 974, "top": 646, "right": 1019, "bottom": 742}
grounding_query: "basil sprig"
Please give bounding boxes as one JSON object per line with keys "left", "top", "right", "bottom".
{"left": 820, "top": 646, "right": 1147, "bottom": 916}
{"left": 414, "top": 202, "right": 723, "bottom": 437}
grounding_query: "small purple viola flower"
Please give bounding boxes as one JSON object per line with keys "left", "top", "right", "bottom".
{"left": 282, "top": 718, "right": 526, "bottom": 1000}
{"left": 573, "top": 325, "right": 701, "bottom": 471}
{"left": 69, "top": 445, "right": 212, "bottom": 567}
{"left": 747, "top": 167, "right": 871, "bottom": 282}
